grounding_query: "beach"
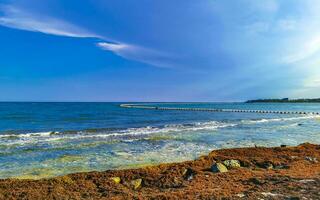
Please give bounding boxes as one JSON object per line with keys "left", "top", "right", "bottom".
{"left": 1, "top": 103, "right": 320, "bottom": 199}
{"left": 1, "top": 103, "right": 320, "bottom": 180}
{"left": 2, "top": 0, "right": 320, "bottom": 198}
{"left": 0, "top": 143, "right": 319, "bottom": 199}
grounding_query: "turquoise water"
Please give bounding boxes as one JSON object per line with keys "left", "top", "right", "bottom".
{"left": 0, "top": 102, "right": 320, "bottom": 179}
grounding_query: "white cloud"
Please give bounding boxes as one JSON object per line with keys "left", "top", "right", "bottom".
{"left": 0, "top": 4, "right": 172, "bottom": 68}
{"left": 0, "top": 5, "right": 98, "bottom": 38}
{"left": 241, "top": 2, "right": 320, "bottom": 65}
{"left": 304, "top": 77, "right": 320, "bottom": 88}
{"left": 290, "top": 74, "right": 320, "bottom": 98}
{"left": 97, "top": 42, "right": 173, "bottom": 68}
{"left": 283, "top": 36, "right": 320, "bottom": 63}
{"left": 97, "top": 42, "right": 130, "bottom": 52}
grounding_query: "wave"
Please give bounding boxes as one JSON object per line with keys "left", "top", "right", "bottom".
{"left": 1, "top": 114, "right": 317, "bottom": 145}
{"left": 0, "top": 131, "right": 54, "bottom": 139}
{"left": 0, "top": 121, "right": 235, "bottom": 145}
{"left": 241, "top": 115, "right": 320, "bottom": 124}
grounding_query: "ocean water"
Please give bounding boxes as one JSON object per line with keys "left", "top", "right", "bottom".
{"left": 0, "top": 102, "right": 320, "bottom": 179}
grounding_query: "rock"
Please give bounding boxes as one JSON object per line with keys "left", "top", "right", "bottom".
{"left": 305, "top": 156, "right": 318, "bottom": 163}
{"left": 265, "top": 163, "right": 274, "bottom": 169}
{"left": 131, "top": 178, "right": 142, "bottom": 190}
{"left": 274, "top": 165, "right": 289, "bottom": 169}
{"left": 182, "top": 168, "right": 195, "bottom": 181}
{"left": 186, "top": 174, "right": 193, "bottom": 181}
{"left": 111, "top": 177, "right": 121, "bottom": 184}
{"left": 261, "top": 192, "right": 280, "bottom": 197}
{"left": 236, "top": 193, "right": 245, "bottom": 198}
{"left": 211, "top": 163, "right": 228, "bottom": 173}
{"left": 223, "top": 160, "right": 241, "bottom": 169}
{"left": 260, "top": 162, "right": 273, "bottom": 169}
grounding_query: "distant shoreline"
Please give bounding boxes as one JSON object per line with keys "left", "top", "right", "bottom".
{"left": 246, "top": 98, "right": 320, "bottom": 103}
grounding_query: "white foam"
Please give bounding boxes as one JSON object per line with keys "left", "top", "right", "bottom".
{"left": 242, "top": 115, "right": 319, "bottom": 124}
{"left": 0, "top": 121, "right": 235, "bottom": 145}
{"left": 2, "top": 114, "right": 317, "bottom": 146}
{"left": 0, "top": 132, "right": 55, "bottom": 139}
{"left": 72, "top": 121, "right": 236, "bottom": 139}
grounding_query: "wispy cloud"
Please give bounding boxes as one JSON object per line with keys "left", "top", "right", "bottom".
{"left": 238, "top": 1, "right": 320, "bottom": 66}
{"left": 304, "top": 77, "right": 320, "bottom": 88}
{"left": 0, "top": 4, "right": 171, "bottom": 68}
{"left": 97, "top": 42, "right": 174, "bottom": 68}
{"left": 0, "top": 5, "right": 97, "bottom": 38}
{"left": 283, "top": 36, "right": 320, "bottom": 64}
{"left": 96, "top": 42, "right": 130, "bottom": 52}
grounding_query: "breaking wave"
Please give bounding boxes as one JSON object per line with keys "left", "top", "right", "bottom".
{"left": 0, "top": 115, "right": 318, "bottom": 146}
{"left": 241, "top": 115, "right": 319, "bottom": 124}
{"left": 0, "top": 120, "right": 236, "bottom": 145}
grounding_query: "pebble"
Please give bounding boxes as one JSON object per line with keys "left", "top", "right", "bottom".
{"left": 305, "top": 156, "right": 318, "bottom": 163}
{"left": 263, "top": 162, "right": 274, "bottom": 169}
{"left": 131, "top": 178, "right": 142, "bottom": 190}
{"left": 223, "top": 160, "right": 241, "bottom": 169}
{"left": 298, "top": 179, "right": 315, "bottom": 183}
{"left": 182, "top": 168, "right": 195, "bottom": 181}
{"left": 111, "top": 177, "right": 121, "bottom": 184}
{"left": 261, "top": 192, "right": 280, "bottom": 197}
{"left": 236, "top": 193, "right": 245, "bottom": 198}
{"left": 274, "top": 165, "right": 289, "bottom": 169}
{"left": 211, "top": 163, "right": 228, "bottom": 173}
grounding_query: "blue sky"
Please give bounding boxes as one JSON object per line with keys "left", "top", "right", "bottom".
{"left": 1, "top": 0, "right": 320, "bottom": 101}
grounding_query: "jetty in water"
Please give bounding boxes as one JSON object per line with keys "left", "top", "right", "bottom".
{"left": 120, "top": 104, "right": 320, "bottom": 115}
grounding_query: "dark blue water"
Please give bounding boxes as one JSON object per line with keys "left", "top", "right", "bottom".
{"left": 0, "top": 102, "right": 320, "bottom": 179}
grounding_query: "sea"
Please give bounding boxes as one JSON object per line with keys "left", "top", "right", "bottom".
{"left": 0, "top": 102, "right": 320, "bottom": 179}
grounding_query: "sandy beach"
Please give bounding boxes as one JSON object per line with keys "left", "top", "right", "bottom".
{"left": 0, "top": 143, "right": 319, "bottom": 199}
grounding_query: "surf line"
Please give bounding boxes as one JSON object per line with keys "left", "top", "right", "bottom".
{"left": 120, "top": 104, "right": 320, "bottom": 115}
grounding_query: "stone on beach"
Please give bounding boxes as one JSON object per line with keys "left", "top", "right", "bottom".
{"left": 182, "top": 168, "right": 195, "bottom": 181}
{"left": 0, "top": 143, "right": 319, "bottom": 199}
{"left": 305, "top": 156, "right": 318, "bottom": 163}
{"left": 111, "top": 177, "right": 121, "bottom": 184}
{"left": 263, "top": 162, "right": 274, "bottom": 169}
{"left": 223, "top": 160, "right": 241, "bottom": 169}
{"left": 211, "top": 163, "right": 228, "bottom": 173}
{"left": 131, "top": 178, "right": 142, "bottom": 190}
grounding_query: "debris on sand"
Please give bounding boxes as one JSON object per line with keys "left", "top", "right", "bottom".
{"left": 0, "top": 143, "right": 319, "bottom": 199}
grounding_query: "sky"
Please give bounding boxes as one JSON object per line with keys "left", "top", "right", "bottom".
{"left": 0, "top": 0, "right": 320, "bottom": 102}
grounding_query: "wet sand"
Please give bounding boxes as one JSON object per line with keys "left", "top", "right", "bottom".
{"left": 0, "top": 143, "right": 319, "bottom": 199}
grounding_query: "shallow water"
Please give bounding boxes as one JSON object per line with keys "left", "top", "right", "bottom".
{"left": 0, "top": 102, "right": 320, "bottom": 179}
